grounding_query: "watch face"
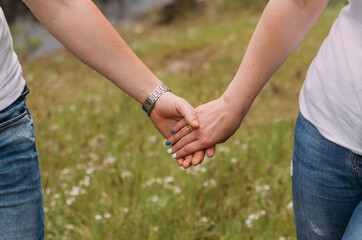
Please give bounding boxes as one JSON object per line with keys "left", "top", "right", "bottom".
{"left": 142, "top": 104, "right": 149, "bottom": 114}
{"left": 142, "top": 84, "right": 170, "bottom": 116}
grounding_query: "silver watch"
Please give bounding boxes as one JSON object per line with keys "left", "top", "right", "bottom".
{"left": 142, "top": 84, "right": 171, "bottom": 116}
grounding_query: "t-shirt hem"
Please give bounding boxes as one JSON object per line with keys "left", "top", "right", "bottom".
{"left": 0, "top": 78, "right": 26, "bottom": 111}
{"left": 299, "top": 107, "right": 362, "bottom": 156}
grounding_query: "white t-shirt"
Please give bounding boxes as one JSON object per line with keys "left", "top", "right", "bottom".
{"left": 299, "top": 0, "right": 362, "bottom": 155}
{"left": 0, "top": 7, "right": 26, "bottom": 111}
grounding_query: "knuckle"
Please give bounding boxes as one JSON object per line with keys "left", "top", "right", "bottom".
{"left": 172, "top": 144, "right": 179, "bottom": 152}
{"left": 174, "top": 132, "right": 180, "bottom": 140}
{"left": 183, "top": 145, "right": 191, "bottom": 153}
{"left": 200, "top": 137, "right": 210, "bottom": 147}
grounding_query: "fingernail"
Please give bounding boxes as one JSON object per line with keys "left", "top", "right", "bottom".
{"left": 192, "top": 120, "right": 199, "bottom": 126}
{"left": 167, "top": 148, "right": 173, "bottom": 154}
{"left": 170, "top": 129, "right": 175, "bottom": 134}
{"left": 172, "top": 153, "right": 177, "bottom": 159}
{"left": 165, "top": 140, "right": 171, "bottom": 146}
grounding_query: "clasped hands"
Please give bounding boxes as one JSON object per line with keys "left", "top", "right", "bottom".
{"left": 149, "top": 91, "right": 245, "bottom": 169}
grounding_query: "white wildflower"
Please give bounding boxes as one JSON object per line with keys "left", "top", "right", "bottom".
{"left": 256, "top": 185, "right": 271, "bottom": 192}
{"left": 66, "top": 197, "right": 75, "bottom": 206}
{"left": 209, "top": 179, "right": 216, "bottom": 186}
{"left": 89, "top": 152, "right": 99, "bottom": 161}
{"left": 105, "top": 156, "right": 116, "bottom": 164}
{"left": 86, "top": 167, "right": 95, "bottom": 175}
{"left": 147, "top": 135, "right": 158, "bottom": 143}
{"left": 61, "top": 168, "right": 70, "bottom": 175}
{"left": 142, "top": 178, "right": 155, "bottom": 188}
{"left": 45, "top": 188, "right": 51, "bottom": 195}
{"left": 69, "top": 104, "right": 76, "bottom": 111}
{"left": 173, "top": 186, "right": 182, "bottom": 194}
{"left": 287, "top": 201, "right": 293, "bottom": 209}
{"left": 94, "top": 214, "right": 102, "bottom": 220}
{"left": 121, "top": 171, "right": 132, "bottom": 178}
{"left": 80, "top": 176, "right": 90, "bottom": 187}
{"left": 66, "top": 224, "right": 74, "bottom": 230}
{"left": 94, "top": 108, "right": 101, "bottom": 115}
{"left": 117, "top": 128, "right": 126, "bottom": 135}
{"left": 104, "top": 213, "right": 111, "bottom": 219}
{"left": 203, "top": 179, "right": 217, "bottom": 187}
{"left": 49, "top": 124, "right": 59, "bottom": 131}
{"left": 151, "top": 195, "right": 159, "bottom": 203}
{"left": 245, "top": 219, "right": 252, "bottom": 228}
{"left": 245, "top": 210, "right": 266, "bottom": 228}
{"left": 70, "top": 186, "right": 80, "bottom": 196}
{"left": 218, "top": 146, "right": 230, "bottom": 154}
{"left": 164, "top": 176, "right": 174, "bottom": 184}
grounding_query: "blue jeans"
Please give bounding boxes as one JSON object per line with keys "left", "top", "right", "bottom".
{"left": 292, "top": 112, "right": 362, "bottom": 239}
{"left": 0, "top": 86, "right": 44, "bottom": 240}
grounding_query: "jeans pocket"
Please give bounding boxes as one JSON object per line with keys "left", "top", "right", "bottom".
{"left": 0, "top": 109, "right": 29, "bottom": 131}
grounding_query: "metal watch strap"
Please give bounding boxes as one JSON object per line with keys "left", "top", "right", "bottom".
{"left": 142, "top": 84, "right": 171, "bottom": 116}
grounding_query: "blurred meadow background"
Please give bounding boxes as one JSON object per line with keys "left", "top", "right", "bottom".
{"left": 3, "top": 0, "right": 346, "bottom": 239}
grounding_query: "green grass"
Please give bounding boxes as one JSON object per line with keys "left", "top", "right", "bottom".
{"left": 21, "top": 3, "right": 344, "bottom": 239}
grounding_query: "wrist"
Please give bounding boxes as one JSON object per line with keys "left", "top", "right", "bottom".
{"left": 142, "top": 84, "right": 171, "bottom": 116}
{"left": 220, "top": 91, "right": 250, "bottom": 117}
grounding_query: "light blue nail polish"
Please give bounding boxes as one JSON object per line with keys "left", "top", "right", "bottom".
{"left": 165, "top": 140, "right": 171, "bottom": 146}
{"left": 170, "top": 129, "right": 175, "bottom": 134}
{"left": 167, "top": 148, "right": 173, "bottom": 154}
{"left": 172, "top": 153, "right": 177, "bottom": 159}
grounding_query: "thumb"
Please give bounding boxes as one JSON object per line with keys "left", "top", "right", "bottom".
{"left": 175, "top": 99, "right": 199, "bottom": 128}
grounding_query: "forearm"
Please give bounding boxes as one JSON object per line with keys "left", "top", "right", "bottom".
{"left": 222, "top": 0, "right": 328, "bottom": 113}
{"left": 22, "top": 0, "right": 161, "bottom": 103}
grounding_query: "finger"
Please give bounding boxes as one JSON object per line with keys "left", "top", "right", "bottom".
{"left": 175, "top": 100, "right": 199, "bottom": 128}
{"left": 168, "top": 124, "right": 195, "bottom": 146}
{"left": 177, "top": 158, "right": 184, "bottom": 167}
{"left": 206, "top": 146, "right": 216, "bottom": 158}
{"left": 169, "top": 118, "right": 188, "bottom": 135}
{"left": 172, "top": 140, "right": 202, "bottom": 159}
{"left": 191, "top": 150, "right": 205, "bottom": 166}
{"left": 170, "top": 131, "right": 198, "bottom": 153}
{"left": 183, "top": 155, "right": 192, "bottom": 169}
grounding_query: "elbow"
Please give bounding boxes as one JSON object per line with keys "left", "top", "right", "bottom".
{"left": 292, "top": 0, "right": 329, "bottom": 24}
{"left": 293, "top": 0, "right": 329, "bottom": 16}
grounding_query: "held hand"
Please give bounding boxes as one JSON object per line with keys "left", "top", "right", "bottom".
{"left": 149, "top": 92, "right": 214, "bottom": 168}
{"left": 167, "top": 96, "right": 246, "bottom": 159}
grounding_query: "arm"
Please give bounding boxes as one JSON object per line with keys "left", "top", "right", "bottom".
{"left": 167, "top": 0, "right": 329, "bottom": 158}
{"left": 22, "top": 0, "right": 214, "bottom": 164}
{"left": 23, "top": 0, "right": 160, "bottom": 102}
